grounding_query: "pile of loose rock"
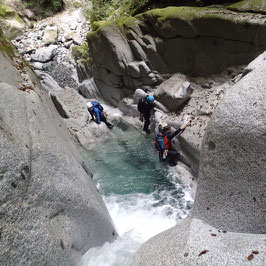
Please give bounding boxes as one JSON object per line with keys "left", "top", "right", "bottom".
{"left": 12, "top": 8, "right": 90, "bottom": 90}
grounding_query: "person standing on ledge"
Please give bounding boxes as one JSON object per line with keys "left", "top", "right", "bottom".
{"left": 155, "top": 122, "right": 188, "bottom": 166}
{"left": 137, "top": 94, "right": 155, "bottom": 134}
{"left": 87, "top": 101, "right": 114, "bottom": 129}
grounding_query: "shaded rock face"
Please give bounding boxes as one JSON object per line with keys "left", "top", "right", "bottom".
{"left": 193, "top": 62, "right": 266, "bottom": 234}
{"left": 85, "top": 7, "right": 266, "bottom": 105}
{"left": 0, "top": 35, "right": 116, "bottom": 265}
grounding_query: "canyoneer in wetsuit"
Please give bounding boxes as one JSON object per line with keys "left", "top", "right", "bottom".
{"left": 137, "top": 94, "right": 155, "bottom": 134}
{"left": 87, "top": 101, "right": 114, "bottom": 129}
{"left": 155, "top": 122, "right": 188, "bottom": 166}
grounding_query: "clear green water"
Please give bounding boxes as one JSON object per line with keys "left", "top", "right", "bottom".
{"left": 82, "top": 120, "right": 193, "bottom": 266}
{"left": 86, "top": 120, "right": 178, "bottom": 196}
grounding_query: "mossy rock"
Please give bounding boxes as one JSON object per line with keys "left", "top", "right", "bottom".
{"left": 87, "top": 16, "right": 138, "bottom": 41}
{"left": 0, "top": 27, "right": 16, "bottom": 58}
{"left": 72, "top": 42, "right": 90, "bottom": 61}
{"left": 0, "top": 4, "right": 16, "bottom": 19}
{"left": 228, "top": 0, "right": 266, "bottom": 13}
{"left": 92, "top": 20, "right": 106, "bottom": 31}
{"left": 0, "top": 3, "right": 23, "bottom": 23}
{"left": 136, "top": 6, "right": 265, "bottom": 40}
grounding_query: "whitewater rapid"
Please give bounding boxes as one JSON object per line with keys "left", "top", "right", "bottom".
{"left": 82, "top": 157, "right": 193, "bottom": 266}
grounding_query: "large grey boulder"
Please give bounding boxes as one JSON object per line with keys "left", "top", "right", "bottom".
{"left": 31, "top": 45, "right": 58, "bottom": 63}
{"left": 0, "top": 41, "right": 116, "bottom": 264}
{"left": 136, "top": 53, "right": 266, "bottom": 265}
{"left": 193, "top": 62, "right": 266, "bottom": 234}
{"left": 42, "top": 25, "right": 58, "bottom": 45}
{"left": 137, "top": 218, "right": 266, "bottom": 266}
{"left": 154, "top": 74, "right": 192, "bottom": 112}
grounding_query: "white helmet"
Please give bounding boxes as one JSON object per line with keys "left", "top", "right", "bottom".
{"left": 87, "top": 102, "right": 93, "bottom": 108}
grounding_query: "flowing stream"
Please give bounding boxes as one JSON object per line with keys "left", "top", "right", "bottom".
{"left": 81, "top": 120, "right": 193, "bottom": 266}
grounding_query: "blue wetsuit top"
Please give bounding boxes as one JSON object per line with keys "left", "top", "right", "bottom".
{"left": 88, "top": 107, "right": 104, "bottom": 124}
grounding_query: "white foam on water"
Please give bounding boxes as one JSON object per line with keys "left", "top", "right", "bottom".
{"left": 82, "top": 177, "right": 193, "bottom": 266}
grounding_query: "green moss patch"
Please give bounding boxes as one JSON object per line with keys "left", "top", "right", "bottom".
{"left": 0, "top": 3, "right": 23, "bottom": 23}
{"left": 87, "top": 16, "right": 137, "bottom": 41}
{"left": 228, "top": 0, "right": 266, "bottom": 13}
{"left": 137, "top": 6, "right": 254, "bottom": 26}
{"left": 72, "top": 42, "right": 90, "bottom": 60}
{"left": 0, "top": 27, "right": 16, "bottom": 58}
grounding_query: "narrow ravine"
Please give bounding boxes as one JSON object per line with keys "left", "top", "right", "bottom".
{"left": 81, "top": 121, "right": 193, "bottom": 265}
{"left": 11, "top": 7, "right": 194, "bottom": 265}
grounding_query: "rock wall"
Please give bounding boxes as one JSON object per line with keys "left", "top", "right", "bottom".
{"left": 136, "top": 51, "right": 266, "bottom": 265}
{"left": 0, "top": 28, "right": 117, "bottom": 265}
{"left": 83, "top": 6, "right": 266, "bottom": 105}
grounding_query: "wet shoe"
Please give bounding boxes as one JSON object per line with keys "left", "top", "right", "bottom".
{"left": 108, "top": 124, "right": 114, "bottom": 129}
{"left": 144, "top": 129, "right": 151, "bottom": 134}
{"left": 169, "top": 162, "right": 177, "bottom": 167}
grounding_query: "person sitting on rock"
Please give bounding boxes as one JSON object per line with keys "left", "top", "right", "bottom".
{"left": 137, "top": 94, "right": 155, "bottom": 134}
{"left": 155, "top": 122, "right": 188, "bottom": 166}
{"left": 87, "top": 101, "right": 114, "bottom": 129}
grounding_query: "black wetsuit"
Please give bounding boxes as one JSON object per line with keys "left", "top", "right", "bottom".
{"left": 137, "top": 97, "right": 155, "bottom": 133}
{"left": 164, "top": 128, "right": 184, "bottom": 166}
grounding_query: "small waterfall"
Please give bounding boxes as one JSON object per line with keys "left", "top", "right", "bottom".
{"left": 81, "top": 121, "right": 193, "bottom": 266}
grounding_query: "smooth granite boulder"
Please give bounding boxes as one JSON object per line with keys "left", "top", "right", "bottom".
{"left": 136, "top": 52, "right": 266, "bottom": 265}
{"left": 137, "top": 218, "right": 266, "bottom": 266}
{"left": 154, "top": 74, "right": 192, "bottom": 112}
{"left": 193, "top": 62, "right": 266, "bottom": 234}
{"left": 0, "top": 31, "right": 117, "bottom": 265}
{"left": 31, "top": 45, "right": 58, "bottom": 63}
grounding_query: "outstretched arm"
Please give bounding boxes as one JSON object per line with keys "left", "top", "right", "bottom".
{"left": 166, "top": 128, "right": 183, "bottom": 140}
{"left": 166, "top": 122, "right": 189, "bottom": 140}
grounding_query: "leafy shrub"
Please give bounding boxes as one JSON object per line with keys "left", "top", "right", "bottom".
{"left": 22, "top": 0, "right": 64, "bottom": 18}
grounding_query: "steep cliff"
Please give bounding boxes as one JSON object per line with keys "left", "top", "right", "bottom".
{"left": 81, "top": 6, "right": 266, "bottom": 106}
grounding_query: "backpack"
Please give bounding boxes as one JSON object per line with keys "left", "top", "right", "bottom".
{"left": 137, "top": 97, "right": 147, "bottom": 113}
{"left": 91, "top": 101, "right": 103, "bottom": 112}
{"left": 155, "top": 133, "right": 165, "bottom": 151}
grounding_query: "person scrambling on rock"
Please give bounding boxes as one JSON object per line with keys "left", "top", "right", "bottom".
{"left": 137, "top": 94, "right": 155, "bottom": 134}
{"left": 155, "top": 122, "right": 188, "bottom": 166}
{"left": 87, "top": 101, "right": 114, "bottom": 129}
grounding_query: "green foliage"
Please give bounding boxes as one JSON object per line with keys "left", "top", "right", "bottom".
{"left": 88, "top": 0, "right": 241, "bottom": 24}
{"left": 22, "top": 0, "right": 64, "bottom": 18}
{"left": 72, "top": 42, "right": 90, "bottom": 61}
{"left": 0, "top": 4, "right": 16, "bottom": 19}
{"left": 88, "top": 0, "right": 149, "bottom": 24}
